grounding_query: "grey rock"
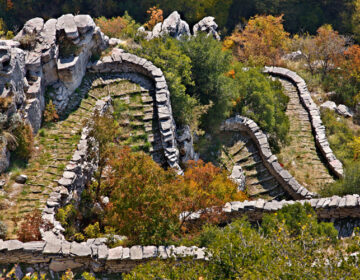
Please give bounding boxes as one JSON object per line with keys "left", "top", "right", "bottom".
{"left": 130, "top": 245, "right": 143, "bottom": 260}
{"left": 70, "top": 242, "right": 91, "bottom": 257}
{"left": 336, "top": 104, "right": 353, "bottom": 118}
{"left": 107, "top": 246, "right": 123, "bottom": 260}
{"left": 15, "top": 174, "right": 27, "bottom": 184}
{"left": 320, "top": 101, "right": 337, "bottom": 111}
{"left": 4, "top": 240, "right": 23, "bottom": 251}
{"left": 193, "top": 16, "right": 220, "bottom": 40}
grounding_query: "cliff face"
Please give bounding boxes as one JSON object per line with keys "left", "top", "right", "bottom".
{"left": 12, "top": 14, "right": 109, "bottom": 132}
{"left": 0, "top": 14, "right": 109, "bottom": 173}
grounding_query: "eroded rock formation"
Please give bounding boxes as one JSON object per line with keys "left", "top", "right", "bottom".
{"left": 138, "top": 11, "right": 220, "bottom": 41}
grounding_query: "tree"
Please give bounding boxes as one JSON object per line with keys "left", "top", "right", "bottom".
{"left": 295, "top": 25, "right": 349, "bottom": 79}
{"left": 86, "top": 111, "right": 122, "bottom": 199}
{"left": 230, "top": 63, "right": 290, "bottom": 150}
{"left": 126, "top": 36, "right": 200, "bottom": 128}
{"left": 144, "top": 6, "right": 163, "bottom": 30}
{"left": 180, "top": 34, "right": 235, "bottom": 130}
{"left": 314, "top": 25, "right": 349, "bottom": 79}
{"left": 227, "top": 15, "right": 290, "bottom": 66}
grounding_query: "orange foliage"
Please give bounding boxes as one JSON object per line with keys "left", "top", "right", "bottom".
{"left": 226, "top": 69, "right": 236, "bottom": 79}
{"left": 229, "top": 15, "right": 289, "bottom": 66}
{"left": 339, "top": 44, "right": 360, "bottom": 81}
{"left": 179, "top": 160, "right": 247, "bottom": 229}
{"left": 144, "top": 6, "right": 163, "bottom": 31}
{"left": 101, "top": 148, "right": 246, "bottom": 244}
{"left": 95, "top": 16, "right": 128, "bottom": 38}
{"left": 6, "top": 0, "right": 13, "bottom": 10}
{"left": 17, "top": 210, "right": 52, "bottom": 242}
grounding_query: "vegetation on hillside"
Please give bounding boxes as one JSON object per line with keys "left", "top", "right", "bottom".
{"left": 125, "top": 203, "right": 360, "bottom": 279}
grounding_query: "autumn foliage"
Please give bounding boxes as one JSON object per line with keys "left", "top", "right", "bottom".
{"left": 226, "top": 15, "right": 290, "bottom": 66}
{"left": 95, "top": 16, "right": 128, "bottom": 38}
{"left": 17, "top": 210, "right": 51, "bottom": 242}
{"left": 91, "top": 147, "right": 247, "bottom": 245}
{"left": 144, "top": 6, "right": 163, "bottom": 31}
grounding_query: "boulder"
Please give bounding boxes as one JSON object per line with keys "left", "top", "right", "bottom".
{"left": 282, "top": 50, "right": 303, "bottom": 61}
{"left": 193, "top": 16, "right": 220, "bottom": 40}
{"left": 15, "top": 174, "right": 27, "bottom": 184}
{"left": 176, "top": 126, "right": 197, "bottom": 163}
{"left": 138, "top": 11, "right": 192, "bottom": 40}
{"left": 320, "top": 101, "right": 337, "bottom": 112}
{"left": 230, "top": 165, "right": 246, "bottom": 191}
{"left": 336, "top": 104, "right": 353, "bottom": 118}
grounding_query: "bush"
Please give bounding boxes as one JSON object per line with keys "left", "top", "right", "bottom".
{"left": 17, "top": 210, "right": 50, "bottom": 242}
{"left": 125, "top": 204, "right": 343, "bottom": 279}
{"left": 95, "top": 12, "right": 140, "bottom": 40}
{"left": 180, "top": 34, "right": 235, "bottom": 131}
{"left": 230, "top": 64, "right": 290, "bottom": 149}
{"left": 321, "top": 161, "right": 360, "bottom": 197}
{"left": 11, "top": 121, "right": 34, "bottom": 162}
{"left": 43, "top": 100, "right": 59, "bottom": 123}
{"left": 0, "top": 221, "right": 7, "bottom": 239}
{"left": 321, "top": 109, "right": 356, "bottom": 162}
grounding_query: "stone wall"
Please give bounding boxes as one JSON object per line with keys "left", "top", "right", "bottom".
{"left": 264, "top": 66, "right": 344, "bottom": 178}
{"left": 0, "top": 239, "right": 206, "bottom": 273}
{"left": 184, "top": 195, "right": 360, "bottom": 226}
{"left": 87, "top": 48, "right": 181, "bottom": 172}
{"left": 41, "top": 96, "right": 112, "bottom": 241}
{"left": 221, "top": 115, "right": 316, "bottom": 199}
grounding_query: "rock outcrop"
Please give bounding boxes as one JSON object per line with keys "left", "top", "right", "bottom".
{"left": 193, "top": 16, "right": 220, "bottom": 40}
{"left": 138, "top": 11, "right": 220, "bottom": 40}
{"left": 176, "top": 125, "right": 197, "bottom": 163}
{"left": 12, "top": 14, "right": 108, "bottom": 131}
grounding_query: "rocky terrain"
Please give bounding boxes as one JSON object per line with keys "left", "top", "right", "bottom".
{"left": 0, "top": 12, "right": 359, "bottom": 277}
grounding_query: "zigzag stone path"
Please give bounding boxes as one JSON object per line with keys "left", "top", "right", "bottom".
{"left": 275, "top": 78, "right": 335, "bottom": 192}
{"left": 219, "top": 132, "right": 287, "bottom": 200}
{"left": 1, "top": 74, "right": 160, "bottom": 238}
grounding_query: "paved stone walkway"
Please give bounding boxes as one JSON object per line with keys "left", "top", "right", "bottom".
{"left": 275, "top": 78, "right": 334, "bottom": 192}
{"left": 0, "top": 74, "right": 162, "bottom": 237}
{"left": 220, "top": 132, "right": 287, "bottom": 201}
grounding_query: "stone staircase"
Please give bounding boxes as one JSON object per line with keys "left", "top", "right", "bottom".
{"left": 220, "top": 132, "right": 287, "bottom": 200}
{"left": 275, "top": 78, "right": 334, "bottom": 192}
{"left": 0, "top": 73, "right": 165, "bottom": 237}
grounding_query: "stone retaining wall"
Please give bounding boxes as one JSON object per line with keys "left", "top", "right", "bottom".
{"left": 264, "top": 66, "right": 343, "bottom": 178}
{"left": 41, "top": 96, "right": 112, "bottom": 241}
{"left": 0, "top": 239, "right": 206, "bottom": 273}
{"left": 87, "top": 48, "right": 181, "bottom": 172}
{"left": 221, "top": 115, "right": 316, "bottom": 199}
{"left": 184, "top": 194, "right": 360, "bottom": 224}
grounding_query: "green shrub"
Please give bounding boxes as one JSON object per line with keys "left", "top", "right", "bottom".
{"left": 11, "top": 121, "right": 34, "bottom": 162}
{"left": 125, "top": 204, "right": 343, "bottom": 279}
{"left": 321, "top": 161, "right": 360, "bottom": 197}
{"left": 0, "top": 221, "right": 7, "bottom": 239}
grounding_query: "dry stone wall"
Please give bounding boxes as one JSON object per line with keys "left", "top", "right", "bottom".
{"left": 0, "top": 239, "right": 207, "bottom": 273}
{"left": 184, "top": 195, "right": 360, "bottom": 227}
{"left": 87, "top": 48, "right": 181, "bottom": 172}
{"left": 264, "top": 66, "right": 344, "bottom": 178}
{"left": 221, "top": 115, "right": 316, "bottom": 199}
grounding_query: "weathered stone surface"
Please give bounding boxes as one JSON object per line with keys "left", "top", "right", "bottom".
{"left": 193, "top": 16, "right": 220, "bottom": 40}
{"left": 70, "top": 242, "right": 91, "bottom": 257}
{"left": 4, "top": 240, "right": 23, "bottom": 251}
{"left": 320, "top": 101, "right": 337, "bottom": 111}
{"left": 336, "top": 104, "right": 353, "bottom": 118}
